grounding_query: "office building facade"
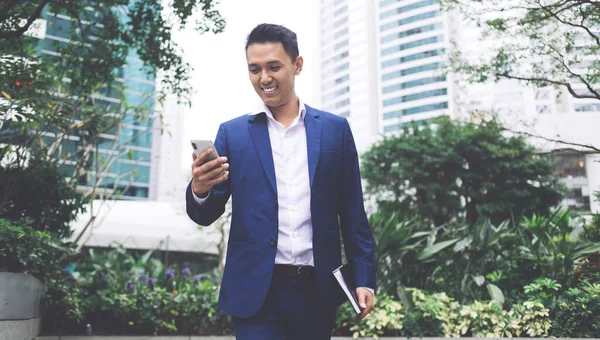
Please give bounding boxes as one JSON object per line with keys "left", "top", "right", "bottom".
{"left": 35, "top": 8, "right": 157, "bottom": 199}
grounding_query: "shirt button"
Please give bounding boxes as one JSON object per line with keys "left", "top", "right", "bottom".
{"left": 292, "top": 232, "right": 297, "bottom": 238}
{"left": 270, "top": 238, "right": 276, "bottom": 247}
{"left": 273, "top": 200, "right": 278, "bottom": 208}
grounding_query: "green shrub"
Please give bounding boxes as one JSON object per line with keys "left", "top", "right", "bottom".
{"left": 0, "top": 218, "right": 71, "bottom": 281}
{"left": 334, "top": 288, "right": 551, "bottom": 338}
{"left": 552, "top": 280, "right": 600, "bottom": 337}
{"left": 42, "top": 245, "right": 231, "bottom": 335}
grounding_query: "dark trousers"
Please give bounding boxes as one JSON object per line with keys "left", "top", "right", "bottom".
{"left": 232, "top": 271, "right": 336, "bottom": 340}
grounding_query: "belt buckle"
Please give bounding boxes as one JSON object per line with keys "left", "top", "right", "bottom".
{"left": 296, "top": 265, "right": 305, "bottom": 277}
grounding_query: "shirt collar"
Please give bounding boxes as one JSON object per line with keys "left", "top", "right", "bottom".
{"left": 249, "top": 98, "right": 306, "bottom": 121}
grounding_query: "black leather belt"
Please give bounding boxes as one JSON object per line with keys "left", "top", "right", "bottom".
{"left": 273, "top": 264, "right": 315, "bottom": 279}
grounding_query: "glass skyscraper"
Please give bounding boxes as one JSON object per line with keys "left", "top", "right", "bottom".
{"left": 36, "top": 8, "right": 156, "bottom": 199}
{"left": 377, "top": 0, "right": 451, "bottom": 133}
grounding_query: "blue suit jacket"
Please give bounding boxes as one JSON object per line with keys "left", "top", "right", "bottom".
{"left": 186, "top": 104, "right": 376, "bottom": 318}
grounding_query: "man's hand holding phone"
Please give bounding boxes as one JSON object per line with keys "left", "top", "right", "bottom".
{"left": 191, "top": 147, "right": 229, "bottom": 198}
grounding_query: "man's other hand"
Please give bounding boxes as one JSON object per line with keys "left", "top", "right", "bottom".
{"left": 356, "top": 288, "right": 375, "bottom": 319}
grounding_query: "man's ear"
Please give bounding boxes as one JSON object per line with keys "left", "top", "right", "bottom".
{"left": 295, "top": 56, "right": 304, "bottom": 75}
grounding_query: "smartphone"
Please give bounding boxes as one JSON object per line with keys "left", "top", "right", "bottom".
{"left": 191, "top": 139, "right": 225, "bottom": 179}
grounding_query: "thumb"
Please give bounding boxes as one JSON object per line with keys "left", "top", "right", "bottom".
{"left": 192, "top": 151, "right": 197, "bottom": 160}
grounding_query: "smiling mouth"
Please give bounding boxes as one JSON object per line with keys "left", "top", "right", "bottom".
{"left": 262, "top": 86, "right": 278, "bottom": 94}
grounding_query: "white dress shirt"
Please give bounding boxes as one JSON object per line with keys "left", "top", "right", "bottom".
{"left": 193, "top": 99, "right": 374, "bottom": 294}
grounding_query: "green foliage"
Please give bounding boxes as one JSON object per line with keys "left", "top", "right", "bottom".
{"left": 371, "top": 206, "right": 599, "bottom": 305}
{"left": 0, "top": 157, "right": 85, "bottom": 238}
{"left": 524, "top": 277, "right": 562, "bottom": 310}
{"left": 440, "top": 0, "right": 600, "bottom": 103}
{"left": 0, "top": 218, "right": 73, "bottom": 281}
{"left": 552, "top": 280, "right": 600, "bottom": 337}
{"left": 335, "top": 295, "right": 404, "bottom": 339}
{"left": 0, "top": 0, "right": 225, "bottom": 102}
{"left": 42, "top": 245, "right": 230, "bottom": 335}
{"left": 362, "top": 117, "right": 563, "bottom": 226}
{"left": 334, "top": 289, "right": 551, "bottom": 338}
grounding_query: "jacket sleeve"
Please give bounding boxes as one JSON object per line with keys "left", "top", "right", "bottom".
{"left": 186, "top": 123, "right": 231, "bottom": 226}
{"left": 339, "top": 119, "right": 376, "bottom": 290}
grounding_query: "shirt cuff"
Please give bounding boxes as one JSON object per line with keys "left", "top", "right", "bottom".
{"left": 357, "top": 287, "right": 375, "bottom": 296}
{"left": 192, "top": 189, "right": 210, "bottom": 204}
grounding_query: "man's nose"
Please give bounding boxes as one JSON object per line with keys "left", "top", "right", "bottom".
{"left": 260, "top": 70, "right": 271, "bottom": 84}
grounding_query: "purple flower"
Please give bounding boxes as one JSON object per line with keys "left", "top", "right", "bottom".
{"left": 103, "top": 274, "right": 109, "bottom": 282}
{"left": 182, "top": 267, "right": 192, "bottom": 279}
{"left": 193, "top": 274, "right": 201, "bottom": 282}
{"left": 149, "top": 277, "right": 156, "bottom": 287}
{"left": 62, "top": 269, "right": 74, "bottom": 280}
{"left": 125, "top": 280, "right": 134, "bottom": 290}
{"left": 137, "top": 274, "right": 149, "bottom": 285}
{"left": 164, "top": 268, "right": 175, "bottom": 280}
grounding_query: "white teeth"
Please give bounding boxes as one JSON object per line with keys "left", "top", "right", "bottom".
{"left": 263, "top": 86, "right": 277, "bottom": 93}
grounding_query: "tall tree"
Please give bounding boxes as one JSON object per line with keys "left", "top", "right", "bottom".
{"left": 0, "top": 0, "right": 225, "bottom": 102}
{"left": 361, "top": 117, "right": 564, "bottom": 226}
{"left": 440, "top": 0, "right": 600, "bottom": 102}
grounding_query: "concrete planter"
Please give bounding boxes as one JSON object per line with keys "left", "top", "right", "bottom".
{"left": 0, "top": 272, "right": 45, "bottom": 340}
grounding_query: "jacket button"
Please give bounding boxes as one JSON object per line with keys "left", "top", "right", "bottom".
{"left": 273, "top": 200, "right": 278, "bottom": 208}
{"left": 270, "top": 238, "right": 276, "bottom": 247}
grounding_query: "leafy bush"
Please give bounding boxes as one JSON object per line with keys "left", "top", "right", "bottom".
{"left": 0, "top": 218, "right": 71, "bottom": 281}
{"left": 0, "top": 157, "right": 86, "bottom": 239}
{"left": 371, "top": 207, "right": 600, "bottom": 305}
{"left": 551, "top": 280, "right": 600, "bottom": 337}
{"left": 42, "top": 245, "right": 231, "bottom": 335}
{"left": 524, "top": 277, "right": 561, "bottom": 310}
{"left": 361, "top": 116, "right": 563, "bottom": 226}
{"left": 336, "top": 294, "right": 404, "bottom": 339}
{"left": 334, "top": 288, "right": 551, "bottom": 338}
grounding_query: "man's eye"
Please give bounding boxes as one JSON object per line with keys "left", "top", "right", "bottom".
{"left": 270, "top": 66, "right": 281, "bottom": 71}
{"left": 249, "top": 69, "right": 259, "bottom": 74}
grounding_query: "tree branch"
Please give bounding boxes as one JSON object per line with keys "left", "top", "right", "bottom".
{"left": 496, "top": 72, "right": 600, "bottom": 100}
{"left": 503, "top": 127, "right": 600, "bottom": 153}
{"left": 0, "top": 0, "right": 51, "bottom": 39}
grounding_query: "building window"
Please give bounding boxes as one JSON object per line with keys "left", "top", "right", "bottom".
{"left": 382, "top": 76, "right": 446, "bottom": 93}
{"left": 380, "top": 0, "right": 404, "bottom": 8}
{"left": 383, "top": 101, "right": 448, "bottom": 119}
{"left": 381, "top": 23, "right": 443, "bottom": 44}
{"left": 334, "top": 39, "right": 349, "bottom": 51}
{"left": 575, "top": 103, "right": 600, "bottom": 112}
{"left": 382, "top": 62, "right": 442, "bottom": 81}
{"left": 334, "top": 16, "right": 348, "bottom": 28}
{"left": 326, "top": 98, "right": 350, "bottom": 111}
{"left": 382, "top": 35, "right": 444, "bottom": 56}
{"left": 324, "top": 74, "right": 350, "bottom": 89}
{"left": 382, "top": 49, "right": 443, "bottom": 68}
{"left": 383, "top": 88, "right": 447, "bottom": 107}
{"left": 380, "top": 11, "right": 440, "bottom": 31}
{"left": 334, "top": 27, "right": 349, "bottom": 39}
{"left": 322, "top": 86, "right": 350, "bottom": 102}
{"left": 334, "top": 5, "right": 348, "bottom": 17}
{"left": 380, "top": 0, "right": 437, "bottom": 20}
{"left": 322, "top": 51, "right": 349, "bottom": 68}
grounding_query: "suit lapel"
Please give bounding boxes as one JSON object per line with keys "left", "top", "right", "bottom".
{"left": 248, "top": 113, "right": 277, "bottom": 195}
{"left": 304, "top": 105, "right": 321, "bottom": 188}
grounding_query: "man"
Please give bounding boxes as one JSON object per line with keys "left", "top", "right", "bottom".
{"left": 186, "top": 23, "right": 375, "bottom": 339}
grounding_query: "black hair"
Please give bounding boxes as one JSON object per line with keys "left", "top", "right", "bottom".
{"left": 245, "top": 23, "right": 299, "bottom": 62}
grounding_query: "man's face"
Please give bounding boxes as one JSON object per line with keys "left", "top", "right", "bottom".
{"left": 246, "top": 42, "right": 303, "bottom": 109}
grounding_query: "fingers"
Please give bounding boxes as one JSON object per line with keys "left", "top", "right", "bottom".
{"left": 356, "top": 288, "right": 375, "bottom": 319}
{"left": 191, "top": 147, "right": 215, "bottom": 168}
